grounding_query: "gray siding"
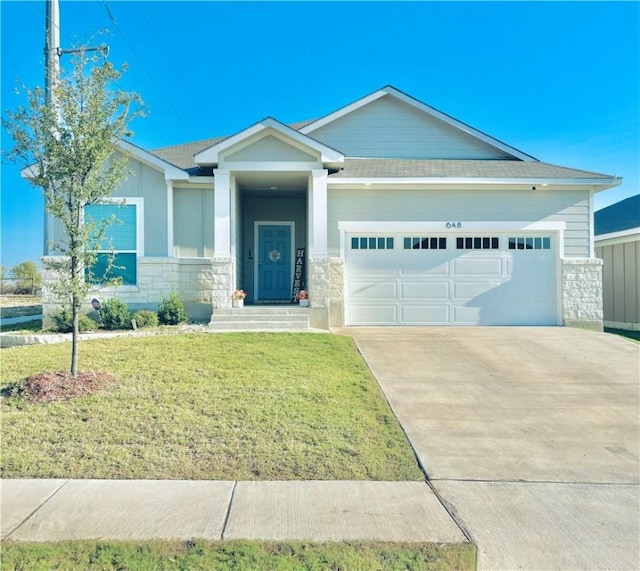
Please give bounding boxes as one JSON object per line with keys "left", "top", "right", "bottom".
{"left": 242, "top": 197, "right": 306, "bottom": 300}
{"left": 173, "top": 187, "right": 214, "bottom": 257}
{"left": 596, "top": 239, "right": 640, "bottom": 325}
{"left": 327, "top": 188, "right": 591, "bottom": 257}
{"left": 113, "top": 156, "right": 168, "bottom": 256}
{"left": 224, "top": 135, "right": 318, "bottom": 162}
{"left": 310, "top": 95, "right": 511, "bottom": 159}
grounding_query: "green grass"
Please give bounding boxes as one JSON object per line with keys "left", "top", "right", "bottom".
{"left": 1, "top": 333, "right": 423, "bottom": 481}
{"left": 0, "top": 540, "right": 476, "bottom": 571}
{"left": 605, "top": 327, "right": 640, "bottom": 344}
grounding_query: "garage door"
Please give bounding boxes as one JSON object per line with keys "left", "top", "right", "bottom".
{"left": 345, "top": 233, "right": 558, "bottom": 325}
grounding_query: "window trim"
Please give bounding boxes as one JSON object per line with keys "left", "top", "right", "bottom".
{"left": 84, "top": 197, "right": 144, "bottom": 289}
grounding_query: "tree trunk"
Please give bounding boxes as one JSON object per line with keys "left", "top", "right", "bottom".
{"left": 71, "top": 301, "right": 79, "bottom": 377}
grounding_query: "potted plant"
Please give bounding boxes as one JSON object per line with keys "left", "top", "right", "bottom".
{"left": 297, "top": 290, "right": 309, "bottom": 307}
{"left": 233, "top": 289, "right": 247, "bottom": 308}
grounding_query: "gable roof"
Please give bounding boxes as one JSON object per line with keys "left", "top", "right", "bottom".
{"left": 595, "top": 195, "right": 640, "bottom": 235}
{"left": 300, "top": 86, "right": 537, "bottom": 162}
{"left": 193, "top": 117, "right": 343, "bottom": 168}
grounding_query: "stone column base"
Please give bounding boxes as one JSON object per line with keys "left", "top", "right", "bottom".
{"left": 562, "top": 258, "right": 603, "bottom": 331}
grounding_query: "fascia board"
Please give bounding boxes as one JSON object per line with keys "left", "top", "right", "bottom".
{"left": 327, "top": 177, "right": 620, "bottom": 188}
{"left": 299, "top": 91, "right": 387, "bottom": 134}
{"left": 117, "top": 140, "right": 189, "bottom": 180}
{"left": 20, "top": 140, "right": 189, "bottom": 181}
{"left": 301, "top": 85, "right": 536, "bottom": 162}
{"left": 595, "top": 227, "right": 640, "bottom": 245}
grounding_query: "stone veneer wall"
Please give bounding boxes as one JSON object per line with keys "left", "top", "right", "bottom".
{"left": 307, "top": 257, "right": 330, "bottom": 329}
{"left": 561, "top": 258, "right": 603, "bottom": 331}
{"left": 41, "top": 256, "right": 216, "bottom": 326}
{"left": 209, "top": 258, "right": 233, "bottom": 309}
{"left": 328, "top": 257, "right": 345, "bottom": 327}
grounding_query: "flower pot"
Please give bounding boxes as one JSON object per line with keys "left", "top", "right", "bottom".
{"left": 299, "top": 299, "right": 309, "bottom": 308}
{"left": 234, "top": 299, "right": 244, "bottom": 308}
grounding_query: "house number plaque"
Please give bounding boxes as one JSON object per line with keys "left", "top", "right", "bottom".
{"left": 446, "top": 222, "right": 462, "bottom": 229}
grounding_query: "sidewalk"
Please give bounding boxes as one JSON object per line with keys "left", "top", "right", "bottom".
{"left": 1, "top": 479, "right": 467, "bottom": 543}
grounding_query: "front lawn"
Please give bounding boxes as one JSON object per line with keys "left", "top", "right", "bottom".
{"left": 1, "top": 333, "right": 423, "bottom": 481}
{"left": 0, "top": 540, "right": 476, "bottom": 571}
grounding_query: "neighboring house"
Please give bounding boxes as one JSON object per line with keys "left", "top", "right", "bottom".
{"left": 595, "top": 195, "right": 640, "bottom": 330}
{"left": 42, "top": 86, "right": 620, "bottom": 330}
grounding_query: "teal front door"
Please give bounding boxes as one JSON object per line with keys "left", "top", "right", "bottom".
{"left": 257, "top": 224, "right": 292, "bottom": 300}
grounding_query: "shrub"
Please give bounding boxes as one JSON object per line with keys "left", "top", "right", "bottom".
{"left": 100, "top": 298, "right": 131, "bottom": 330}
{"left": 157, "top": 292, "right": 189, "bottom": 325}
{"left": 52, "top": 310, "right": 99, "bottom": 333}
{"left": 132, "top": 309, "right": 159, "bottom": 328}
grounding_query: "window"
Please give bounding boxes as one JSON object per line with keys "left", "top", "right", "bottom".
{"left": 403, "top": 237, "right": 447, "bottom": 250}
{"left": 85, "top": 202, "right": 140, "bottom": 285}
{"left": 351, "top": 236, "right": 394, "bottom": 250}
{"left": 508, "top": 236, "right": 551, "bottom": 250}
{"left": 456, "top": 236, "right": 499, "bottom": 250}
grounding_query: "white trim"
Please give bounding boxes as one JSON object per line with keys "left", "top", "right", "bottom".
{"left": 253, "top": 221, "right": 295, "bottom": 302}
{"left": 327, "top": 177, "right": 620, "bottom": 189}
{"left": 195, "top": 118, "right": 344, "bottom": 166}
{"left": 213, "top": 169, "right": 231, "bottom": 257}
{"left": 310, "top": 169, "right": 328, "bottom": 258}
{"left": 116, "top": 140, "right": 189, "bottom": 181}
{"left": 589, "top": 190, "right": 595, "bottom": 258}
{"left": 337, "top": 221, "right": 566, "bottom": 234}
{"left": 218, "top": 161, "right": 322, "bottom": 172}
{"left": 595, "top": 227, "right": 640, "bottom": 247}
{"left": 166, "top": 181, "right": 174, "bottom": 256}
{"left": 300, "top": 86, "right": 537, "bottom": 161}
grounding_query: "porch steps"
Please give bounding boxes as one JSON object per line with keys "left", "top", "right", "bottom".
{"left": 208, "top": 306, "right": 310, "bottom": 331}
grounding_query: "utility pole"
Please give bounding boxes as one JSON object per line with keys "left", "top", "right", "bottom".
{"left": 43, "top": 0, "right": 109, "bottom": 254}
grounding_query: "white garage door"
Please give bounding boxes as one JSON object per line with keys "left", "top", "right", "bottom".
{"left": 345, "top": 233, "right": 558, "bottom": 325}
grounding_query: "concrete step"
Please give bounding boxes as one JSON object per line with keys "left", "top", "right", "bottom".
{"left": 209, "top": 320, "right": 310, "bottom": 331}
{"left": 215, "top": 306, "right": 309, "bottom": 316}
{"left": 212, "top": 313, "right": 309, "bottom": 323}
{"left": 209, "top": 306, "right": 310, "bottom": 331}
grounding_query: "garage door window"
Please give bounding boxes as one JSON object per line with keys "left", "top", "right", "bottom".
{"left": 403, "top": 237, "right": 447, "bottom": 250}
{"left": 508, "top": 237, "right": 551, "bottom": 250}
{"left": 351, "top": 237, "right": 394, "bottom": 250}
{"left": 456, "top": 236, "right": 499, "bottom": 250}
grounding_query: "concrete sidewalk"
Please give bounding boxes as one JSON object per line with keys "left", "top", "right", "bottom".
{"left": 1, "top": 479, "right": 467, "bottom": 543}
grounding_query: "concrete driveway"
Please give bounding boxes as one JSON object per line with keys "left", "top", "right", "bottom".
{"left": 347, "top": 327, "right": 640, "bottom": 571}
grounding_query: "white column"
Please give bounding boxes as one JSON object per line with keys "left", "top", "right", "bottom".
{"left": 310, "top": 169, "right": 328, "bottom": 258}
{"left": 166, "top": 180, "right": 174, "bottom": 257}
{"left": 213, "top": 169, "right": 231, "bottom": 260}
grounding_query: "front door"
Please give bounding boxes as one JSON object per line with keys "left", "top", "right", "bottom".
{"left": 257, "top": 223, "right": 292, "bottom": 300}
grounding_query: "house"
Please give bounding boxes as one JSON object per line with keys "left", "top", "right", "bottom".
{"left": 43, "top": 86, "right": 620, "bottom": 330}
{"left": 595, "top": 195, "right": 640, "bottom": 330}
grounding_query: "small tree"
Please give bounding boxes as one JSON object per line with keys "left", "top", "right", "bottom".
{"left": 11, "top": 260, "right": 42, "bottom": 294}
{"left": 2, "top": 51, "right": 144, "bottom": 376}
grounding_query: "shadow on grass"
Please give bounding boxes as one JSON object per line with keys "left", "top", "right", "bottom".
{"left": 605, "top": 327, "right": 640, "bottom": 344}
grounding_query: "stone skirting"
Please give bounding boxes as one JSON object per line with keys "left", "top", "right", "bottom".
{"left": 561, "top": 258, "right": 604, "bottom": 331}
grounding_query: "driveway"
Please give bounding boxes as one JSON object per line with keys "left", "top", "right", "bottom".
{"left": 347, "top": 327, "right": 640, "bottom": 571}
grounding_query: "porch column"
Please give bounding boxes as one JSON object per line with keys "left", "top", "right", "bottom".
{"left": 213, "top": 169, "right": 231, "bottom": 261}
{"left": 310, "top": 169, "right": 328, "bottom": 258}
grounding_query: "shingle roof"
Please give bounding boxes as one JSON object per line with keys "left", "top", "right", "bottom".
{"left": 595, "top": 194, "right": 640, "bottom": 235}
{"left": 328, "top": 159, "right": 613, "bottom": 180}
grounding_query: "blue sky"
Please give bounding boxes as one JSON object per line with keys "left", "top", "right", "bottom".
{"left": 1, "top": 1, "right": 639, "bottom": 269}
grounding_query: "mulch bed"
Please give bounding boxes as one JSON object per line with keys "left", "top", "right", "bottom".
{"left": 21, "top": 371, "right": 114, "bottom": 403}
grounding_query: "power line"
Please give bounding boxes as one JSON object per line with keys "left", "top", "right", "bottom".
{"left": 134, "top": 1, "right": 216, "bottom": 135}
{"left": 102, "top": 0, "right": 200, "bottom": 142}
